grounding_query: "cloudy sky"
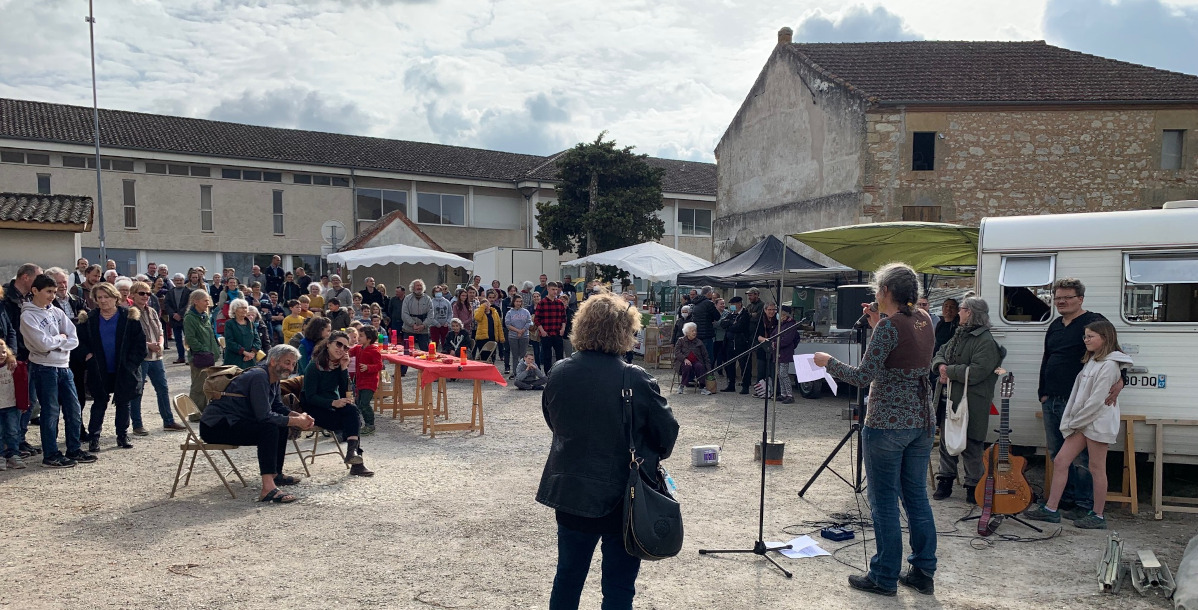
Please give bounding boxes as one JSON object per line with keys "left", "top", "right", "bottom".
{"left": 1, "top": 0, "right": 1196, "bottom": 162}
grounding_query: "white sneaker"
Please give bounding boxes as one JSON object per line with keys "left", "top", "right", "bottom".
{"left": 701, "top": 389, "right": 713, "bottom": 395}
{"left": 5, "top": 456, "right": 23, "bottom": 469}
{"left": 677, "top": 387, "right": 685, "bottom": 395}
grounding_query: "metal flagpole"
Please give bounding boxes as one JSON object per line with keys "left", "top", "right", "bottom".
{"left": 87, "top": 0, "right": 107, "bottom": 263}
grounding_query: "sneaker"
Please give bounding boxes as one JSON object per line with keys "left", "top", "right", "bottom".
{"left": 66, "top": 450, "right": 97, "bottom": 464}
{"left": 1023, "top": 503, "right": 1061, "bottom": 523}
{"left": 361, "top": 425, "right": 376, "bottom": 436}
{"left": 1073, "top": 511, "right": 1107, "bottom": 529}
{"left": 932, "top": 478, "right": 954, "bottom": 501}
{"left": 1061, "top": 506, "right": 1090, "bottom": 521}
{"left": 700, "top": 389, "right": 713, "bottom": 395}
{"left": 163, "top": 422, "right": 186, "bottom": 431}
{"left": 899, "top": 566, "right": 935, "bottom": 595}
{"left": 7, "top": 456, "right": 27, "bottom": 469}
{"left": 677, "top": 387, "right": 685, "bottom": 395}
{"left": 29, "top": 416, "right": 40, "bottom": 425}
{"left": 88, "top": 439, "right": 101, "bottom": 453}
{"left": 780, "top": 396, "right": 794, "bottom": 404}
{"left": 41, "top": 455, "right": 77, "bottom": 468}
{"left": 132, "top": 427, "right": 149, "bottom": 436}
{"left": 19, "top": 442, "right": 41, "bottom": 456}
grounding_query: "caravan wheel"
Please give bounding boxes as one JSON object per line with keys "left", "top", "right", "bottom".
{"left": 798, "top": 379, "right": 823, "bottom": 399}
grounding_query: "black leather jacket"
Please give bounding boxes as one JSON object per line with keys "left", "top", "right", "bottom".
{"left": 689, "top": 294, "right": 718, "bottom": 341}
{"left": 536, "top": 351, "right": 679, "bottom": 518}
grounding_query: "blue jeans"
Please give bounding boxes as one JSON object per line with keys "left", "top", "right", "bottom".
{"left": 28, "top": 362, "right": 83, "bottom": 458}
{"left": 549, "top": 522, "right": 640, "bottom": 610}
{"left": 862, "top": 426, "right": 937, "bottom": 590}
{"left": 172, "top": 322, "right": 186, "bottom": 361}
{"left": 0, "top": 407, "right": 20, "bottom": 457}
{"left": 1041, "top": 396, "right": 1093, "bottom": 510}
{"left": 131, "top": 360, "right": 176, "bottom": 428}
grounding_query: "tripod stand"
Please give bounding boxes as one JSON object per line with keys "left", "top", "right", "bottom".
{"left": 798, "top": 323, "right": 869, "bottom": 497}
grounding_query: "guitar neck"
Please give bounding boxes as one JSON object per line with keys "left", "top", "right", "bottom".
{"left": 998, "top": 397, "right": 1010, "bottom": 464}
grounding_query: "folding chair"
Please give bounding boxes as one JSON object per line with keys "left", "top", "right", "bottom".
{"left": 170, "top": 394, "right": 247, "bottom": 499}
{"left": 476, "top": 340, "right": 499, "bottom": 365}
{"left": 288, "top": 427, "right": 349, "bottom": 476}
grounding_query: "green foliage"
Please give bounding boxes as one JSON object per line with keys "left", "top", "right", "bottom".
{"left": 535, "top": 133, "right": 666, "bottom": 267}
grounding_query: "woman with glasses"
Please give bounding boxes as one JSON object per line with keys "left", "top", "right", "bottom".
{"left": 128, "top": 281, "right": 186, "bottom": 433}
{"left": 301, "top": 330, "right": 374, "bottom": 477}
{"left": 79, "top": 282, "right": 147, "bottom": 451}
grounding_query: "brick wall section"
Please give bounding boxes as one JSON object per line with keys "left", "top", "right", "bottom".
{"left": 863, "top": 109, "right": 1198, "bottom": 224}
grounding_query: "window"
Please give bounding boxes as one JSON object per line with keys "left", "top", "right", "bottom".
{"left": 263, "top": 171, "right": 282, "bottom": 182}
{"left": 416, "top": 192, "right": 465, "bottom": 225}
{"left": 63, "top": 156, "right": 87, "bottom": 168}
{"left": 26, "top": 153, "right": 49, "bottom": 165}
{"left": 0, "top": 151, "right": 23, "bottom": 163}
{"left": 1123, "top": 252, "right": 1198, "bottom": 322}
{"left": 145, "top": 162, "right": 166, "bottom": 174}
{"left": 37, "top": 174, "right": 50, "bottom": 195}
{"left": 313, "top": 175, "right": 332, "bottom": 186}
{"left": 222, "top": 168, "right": 241, "bottom": 179}
{"left": 912, "top": 132, "right": 936, "bottom": 171}
{"left": 86, "top": 157, "right": 111, "bottom": 170}
{"left": 243, "top": 170, "right": 262, "bottom": 181}
{"left": 355, "top": 188, "right": 408, "bottom": 227}
{"left": 272, "top": 190, "right": 284, "bottom": 235}
{"left": 331, "top": 177, "right": 350, "bottom": 187}
{"left": 168, "top": 164, "right": 189, "bottom": 176}
{"left": 191, "top": 166, "right": 210, "bottom": 177}
{"left": 122, "top": 180, "right": 137, "bottom": 229}
{"left": 200, "top": 185, "right": 213, "bottom": 232}
{"left": 2, "top": 151, "right": 50, "bottom": 165}
{"left": 110, "top": 159, "right": 133, "bottom": 171}
{"left": 678, "top": 208, "right": 712, "bottom": 236}
{"left": 902, "top": 205, "right": 941, "bottom": 222}
{"left": 293, "top": 174, "right": 312, "bottom": 184}
{"left": 998, "top": 255, "right": 1055, "bottom": 323}
{"left": 1162, "top": 130, "right": 1185, "bottom": 170}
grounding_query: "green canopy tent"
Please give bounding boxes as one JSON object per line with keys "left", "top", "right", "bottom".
{"left": 790, "top": 222, "right": 979, "bottom": 279}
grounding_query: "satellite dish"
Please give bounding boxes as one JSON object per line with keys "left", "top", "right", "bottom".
{"left": 321, "top": 220, "right": 347, "bottom": 245}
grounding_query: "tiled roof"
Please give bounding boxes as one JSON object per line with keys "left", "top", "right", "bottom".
{"left": 338, "top": 210, "right": 443, "bottom": 252}
{"left": 0, "top": 192, "right": 93, "bottom": 227}
{"left": 524, "top": 151, "right": 717, "bottom": 196}
{"left": 786, "top": 41, "right": 1198, "bottom": 104}
{"left": 0, "top": 98, "right": 718, "bottom": 195}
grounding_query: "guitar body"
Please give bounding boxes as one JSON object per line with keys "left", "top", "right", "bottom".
{"left": 974, "top": 446, "right": 1033, "bottom": 514}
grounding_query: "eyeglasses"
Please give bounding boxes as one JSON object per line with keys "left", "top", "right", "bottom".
{"left": 332, "top": 342, "right": 349, "bottom": 350}
{"left": 136, "top": 291, "right": 152, "bottom": 297}
{"left": 1054, "top": 295, "right": 1080, "bottom": 302}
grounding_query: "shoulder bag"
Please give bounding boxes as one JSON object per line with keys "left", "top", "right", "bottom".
{"left": 943, "top": 367, "right": 970, "bottom": 456}
{"left": 621, "top": 367, "right": 684, "bottom": 560}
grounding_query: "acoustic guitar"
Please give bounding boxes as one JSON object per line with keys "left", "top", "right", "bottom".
{"left": 976, "top": 370, "right": 1032, "bottom": 535}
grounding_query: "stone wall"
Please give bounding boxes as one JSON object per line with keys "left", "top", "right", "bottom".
{"left": 864, "top": 108, "right": 1198, "bottom": 224}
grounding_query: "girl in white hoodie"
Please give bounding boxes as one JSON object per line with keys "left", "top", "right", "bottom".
{"left": 1026, "top": 320, "right": 1132, "bottom": 529}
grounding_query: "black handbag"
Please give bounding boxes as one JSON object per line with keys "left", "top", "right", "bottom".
{"left": 621, "top": 367, "right": 683, "bottom": 561}
{"left": 192, "top": 351, "right": 216, "bottom": 368}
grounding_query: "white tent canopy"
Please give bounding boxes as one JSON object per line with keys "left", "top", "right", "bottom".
{"left": 327, "top": 244, "right": 473, "bottom": 271}
{"left": 563, "top": 242, "right": 712, "bottom": 283}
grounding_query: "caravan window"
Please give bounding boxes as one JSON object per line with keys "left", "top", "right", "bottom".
{"left": 1123, "top": 252, "right": 1198, "bottom": 323}
{"left": 999, "top": 255, "right": 1054, "bottom": 323}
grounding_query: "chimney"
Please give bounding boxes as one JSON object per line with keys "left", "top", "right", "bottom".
{"left": 777, "top": 27, "right": 793, "bottom": 45}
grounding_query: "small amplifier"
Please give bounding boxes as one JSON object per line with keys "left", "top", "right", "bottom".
{"left": 691, "top": 445, "right": 721, "bottom": 467}
{"left": 820, "top": 527, "right": 855, "bottom": 541}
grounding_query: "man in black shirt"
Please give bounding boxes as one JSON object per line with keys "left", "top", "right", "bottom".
{"left": 1037, "top": 278, "right": 1123, "bottom": 518}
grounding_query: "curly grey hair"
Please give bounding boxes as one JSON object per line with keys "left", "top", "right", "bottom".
{"left": 958, "top": 297, "right": 992, "bottom": 328}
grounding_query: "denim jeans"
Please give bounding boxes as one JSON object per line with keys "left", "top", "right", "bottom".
{"left": 862, "top": 426, "right": 938, "bottom": 590}
{"left": 131, "top": 360, "right": 176, "bottom": 428}
{"left": 172, "top": 322, "right": 186, "bottom": 361}
{"left": 549, "top": 522, "right": 640, "bottom": 610}
{"left": 28, "top": 362, "right": 83, "bottom": 458}
{"left": 1041, "top": 395, "right": 1093, "bottom": 510}
{"left": 0, "top": 407, "right": 21, "bottom": 458}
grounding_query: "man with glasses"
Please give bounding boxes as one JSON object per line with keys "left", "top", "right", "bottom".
{"left": 1037, "top": 278, "right": 1124, "bottom": 520}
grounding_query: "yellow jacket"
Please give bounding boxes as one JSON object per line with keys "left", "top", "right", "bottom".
{"left": 473, "top": 303, "right": 505, "bottom": 343}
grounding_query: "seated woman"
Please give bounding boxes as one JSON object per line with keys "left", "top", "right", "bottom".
{"left": 200, "top": 344, "right": 315, "bottom": 503}
{"left": 301, "top": 331, "right": 374, "bottom": 477}
{"left": 673, "top": 321, "right": 710, "bottom": 394}
{"left": 441, "top": 317, "right": 475, "bottom": 356}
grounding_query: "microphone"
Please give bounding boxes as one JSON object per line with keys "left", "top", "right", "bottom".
{"left": 853, "top": 313, "right": 871, "bottom": 329}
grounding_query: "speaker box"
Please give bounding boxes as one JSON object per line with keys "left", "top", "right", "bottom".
{"left": 836, "top": 285, "right": 875, "bottom": 329}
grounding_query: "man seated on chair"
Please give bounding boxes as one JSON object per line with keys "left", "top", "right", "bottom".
{"left": 199, "top": 344, "right": 315, "bottom": 503}
{"left": 513, "top": 353, "right": 547, "bottom": 391}
{"left": 300, "top": 331, "right": 375, "bottom": 477}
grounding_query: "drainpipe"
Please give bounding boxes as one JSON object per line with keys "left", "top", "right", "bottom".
{"left": 673, "top": 198, "right": 679, "bottom": 250}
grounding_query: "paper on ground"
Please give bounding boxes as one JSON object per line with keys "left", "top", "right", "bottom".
{"left": 793, "top": 354, "right": 838, "bottom": 395}
{"left": 765, "top": 535, "right": 832, "bottom": 559}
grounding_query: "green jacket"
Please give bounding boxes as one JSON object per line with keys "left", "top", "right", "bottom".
{"left": 222, "top": 317, "right": 261, "bottom": 370}
{"left": 183, "top": 308, "right": 220, "bottom": 363}
{"left": 301, "top": 361, "right": 349, "bottom": 411}
{"left": 931, "top": 325, "right": 1005, "bottom": 442}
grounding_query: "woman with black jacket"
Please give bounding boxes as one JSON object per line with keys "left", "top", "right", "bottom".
{"left": 79, "top": 283, "right": 147, "bottom": 451}
{"left": 537, "top": 292, "right": 679, "bottom": 609}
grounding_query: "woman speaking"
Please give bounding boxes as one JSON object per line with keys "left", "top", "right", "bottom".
{"left": 813, "top": 262, "right": 937, "bottom": 597}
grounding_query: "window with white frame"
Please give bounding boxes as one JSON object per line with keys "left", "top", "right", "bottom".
{"left": 1162, "top": 130, "right": 1185, "bottom": 170}
{"left": 122, "top": 180, "right": 137, "bottom": 229}
{"left": 272, "top": 190, "right": 284, "bottom": 235}
{"left": 1123, "top": 252, "right": 1198, "bottom": 323}
{"left": 998, "top": 255, "right": 1054, "bottom": 323}
{"left": 416, "top": 192, "right": 465, "bottom": 226}
{"left": 200, "top": 185, "right": 213, "bottom": 232}
{"left": 678, "top": 207, "right": 712, "bottom": 236}
{"left": 355, "top": 188, "right": 408, "bottom": 232}
{"left": 37, "top": 174, "right": 50, "bottom": 195}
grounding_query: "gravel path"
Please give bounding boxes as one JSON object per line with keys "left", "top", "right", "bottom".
{"left": 0, "top": 362, "right": 1189, "bottom": 609}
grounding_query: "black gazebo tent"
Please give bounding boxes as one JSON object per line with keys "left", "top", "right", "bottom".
{"left": 677, "top": 235, "right": 848, "bottom": 288}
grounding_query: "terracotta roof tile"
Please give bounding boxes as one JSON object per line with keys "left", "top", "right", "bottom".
{"left": 0, "top": 192, "right": 93, "bottom": 226}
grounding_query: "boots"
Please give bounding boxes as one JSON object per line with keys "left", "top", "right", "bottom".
{"left": 116, "top": 435, "right": 133, "bottom": 449}
{"left": 932, "top": 477, "right": 953, "bottom": 501}
{"left": 349, "top": 463, "right": 374, "bottom": 477}
{"left": 964, "top": 485, "right": 977, "bottom": 505}
{"left": 899, "top": 566, "right": 935, "bottom": 595}
{"left": 343, "top": 439, "right": 364, "bottom": 465}
{"left": 88, "top": 434, "right": 101, "bottom": 453}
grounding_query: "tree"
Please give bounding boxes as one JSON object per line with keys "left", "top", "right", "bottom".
{"left": 536, "top": 133, "right": 666, "bottom": 281}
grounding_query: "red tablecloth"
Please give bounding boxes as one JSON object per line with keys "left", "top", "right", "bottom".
{"left": 382, "top": 352, "right": 507, "bottom": 387}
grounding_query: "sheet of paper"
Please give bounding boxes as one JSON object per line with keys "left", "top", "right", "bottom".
{"left": 766, "top": 535, "right": 832, "bottom": 559}
{"left": 793, "top": 354, "right": 838, "bottom": 395}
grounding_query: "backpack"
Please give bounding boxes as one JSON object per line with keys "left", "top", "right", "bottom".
{"left": 203, "top": 365, "right": 248, "bottom": 401}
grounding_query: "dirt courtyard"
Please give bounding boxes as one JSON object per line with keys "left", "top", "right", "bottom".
{"left": 1, "top": 362, "right": 1192, "bottom": 609}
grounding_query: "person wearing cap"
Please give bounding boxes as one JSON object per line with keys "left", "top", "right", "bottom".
{"left": 719, "top": 296, "right": 753, "bottom": 394}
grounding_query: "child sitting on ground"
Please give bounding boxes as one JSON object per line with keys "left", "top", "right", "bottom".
{"left": 350, "top": 327, "right": 382, "bottom": 436}
{"left": 0, "top": 338, "right": 26, "bottom": 470}
{"left": 513, "top": 353, "right": 547, "bottom": 391}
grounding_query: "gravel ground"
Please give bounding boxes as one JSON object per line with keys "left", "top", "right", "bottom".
{"left": 0, "top": 362, "right": 1192, "bottom": 609}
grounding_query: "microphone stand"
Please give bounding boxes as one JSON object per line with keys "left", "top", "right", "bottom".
{"left": 798, "top": 316, "right": 871, "bottom": 497}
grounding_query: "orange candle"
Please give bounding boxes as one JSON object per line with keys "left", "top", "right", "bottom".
{"left": 427, "top": 342, "right": 436, "bottom": 358}
{"left": 460, "top": 346, "right": 468, "bottom": 363}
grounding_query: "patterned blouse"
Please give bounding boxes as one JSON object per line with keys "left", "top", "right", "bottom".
{"left": 825, "top": 313, "right": 935, "bottom": 430}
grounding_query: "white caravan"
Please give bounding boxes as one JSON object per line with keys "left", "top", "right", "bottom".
{"left": 978, "top": 202, "right": 1198, "bottom": 462}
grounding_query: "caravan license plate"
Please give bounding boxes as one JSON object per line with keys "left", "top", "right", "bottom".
{"left": 1126, "top": 374, "right": 1167, "bottom": 389}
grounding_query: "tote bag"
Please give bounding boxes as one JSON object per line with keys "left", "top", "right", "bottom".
{"left": 943, "top": 368, "right": 969, "bottom": 456}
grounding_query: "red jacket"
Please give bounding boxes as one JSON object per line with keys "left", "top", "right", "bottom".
{"left": 350, "top": 343, "right": 384, "bottom": 391}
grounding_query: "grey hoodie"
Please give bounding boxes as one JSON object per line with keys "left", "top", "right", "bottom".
{"left": 1059, "top": 350, "right": 1133, "bottom": 444}
{"left": 19, "top": 301, "right": 79, "bottom": 368}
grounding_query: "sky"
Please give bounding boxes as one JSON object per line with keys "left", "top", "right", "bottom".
{"left": 1, "top": 0, "right": 1197, "bottom": 163}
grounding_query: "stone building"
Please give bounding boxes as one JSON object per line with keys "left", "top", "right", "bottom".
{"left": 0, "top": 98, "right": 715, "bottom": 282}
{"left": 0, "top": 192, "right": 93, "bottom": 280}
{"left": 715, "top": 28, "right": 1198, "bottom": 262}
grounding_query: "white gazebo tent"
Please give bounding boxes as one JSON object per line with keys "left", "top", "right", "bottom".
{"left": 327, "top": 244, "right": 474, "bottom": 293}
{"left": 564, "top": 242, "right": 712, "bottom": 283}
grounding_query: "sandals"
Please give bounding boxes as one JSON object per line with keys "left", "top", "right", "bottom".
{"left": 259, "top": 488, "right": 298, "bottom": 503}
{"left": 274, "top": 474, "right": 301, "bottom": 486}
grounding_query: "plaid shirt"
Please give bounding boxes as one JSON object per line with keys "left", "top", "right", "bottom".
{"left": 534, "top": 298, "right": 567, "bottom": 336}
